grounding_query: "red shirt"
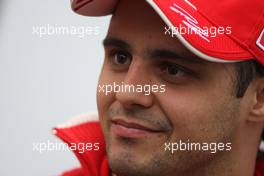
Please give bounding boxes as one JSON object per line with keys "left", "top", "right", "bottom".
{"left": 53, "top": 115, "right": 264, "bottom": 176}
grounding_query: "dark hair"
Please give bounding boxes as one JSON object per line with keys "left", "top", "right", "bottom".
{"left": 235, "top": 60, "right": 264, "bottom": 143}
{"left": 235, "top": 60, "right": 264, "bottom": 98}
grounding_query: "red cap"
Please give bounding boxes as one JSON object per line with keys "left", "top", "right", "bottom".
{"left": 71, "top": 0, "right": 264, "bottom": 65}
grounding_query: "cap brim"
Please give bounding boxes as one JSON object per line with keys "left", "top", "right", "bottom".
{"left": 71, "top": 0, "right": 118, "bottom": 16}
{"left": 71, "top": 0, "right": 254, "bottom": 63}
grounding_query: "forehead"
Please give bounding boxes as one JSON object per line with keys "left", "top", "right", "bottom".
{"left": 106, "top": 0, "right": 207, "bottom": 62}
{"left": 109, "top": 0, "right": 164, "bottom": 34}
{"left": 108, "top": 1, "right": 189, "bottom": 53}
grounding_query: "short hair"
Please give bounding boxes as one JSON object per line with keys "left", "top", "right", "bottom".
{"left": 235, "top": 60, "right": 264, "bottom": 98}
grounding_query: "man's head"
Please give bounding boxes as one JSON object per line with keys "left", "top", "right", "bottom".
{"left": 70, "top": 0, "right": 264, "bottom": 175}
{"left": 95, "top": 1, "right": 264, "bottom": 176}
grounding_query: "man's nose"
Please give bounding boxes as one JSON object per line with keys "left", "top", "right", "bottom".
{"left": 115, "top": 59, "right": 154, "bottom": 109}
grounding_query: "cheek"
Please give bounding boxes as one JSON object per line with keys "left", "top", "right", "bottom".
{"left": 97, "top": 69, "right": 115, "bottom": 125}
{"left": 157, "top": 87, "right": 238, "bottom": 143}
{"left": 97, "top": 68, "right": 124, "bottom": 129}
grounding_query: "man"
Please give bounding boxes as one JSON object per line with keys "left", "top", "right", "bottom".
{"left": 53, "top": 0, "right": 264, "bottom": 175}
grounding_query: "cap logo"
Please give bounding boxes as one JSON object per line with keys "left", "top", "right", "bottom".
{"left": 170, "top": 3, "right": 210, "bottom": 42}
{"left": 256, "top": 28, "right": 264, "bottom": 52}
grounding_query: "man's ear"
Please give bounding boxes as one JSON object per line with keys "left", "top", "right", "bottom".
{"left": 250, "top": 78, "right": 264, "bottom": 122}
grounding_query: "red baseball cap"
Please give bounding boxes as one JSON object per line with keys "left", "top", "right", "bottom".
{"left": 71, "top": 0, "right": 264, "bottom": 65}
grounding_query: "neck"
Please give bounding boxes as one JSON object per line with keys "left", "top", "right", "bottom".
{"left": 187, "top": 143, "right": 258, "bottom": 176}
{"left": 197, "top": 152, "right": 255, "bottom": 176}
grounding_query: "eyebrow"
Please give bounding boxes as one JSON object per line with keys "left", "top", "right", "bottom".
{"left": 103, "top": 37, "right": 131, "bottom": 51}
{"left": 103, "top": 37, "right": 205, "bottom": 65}
{"left": 148, "top": 49, "right": 205, "bottom": 65}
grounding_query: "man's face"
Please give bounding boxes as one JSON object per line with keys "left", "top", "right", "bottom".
{"left": 97, "top": 1, "right": 243, "bottom": 176}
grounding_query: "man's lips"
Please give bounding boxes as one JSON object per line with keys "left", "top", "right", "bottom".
{"left": 110, "top": 119, "right": 164, "bottom": 138}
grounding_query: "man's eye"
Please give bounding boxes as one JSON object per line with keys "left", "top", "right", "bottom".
{"left": 112, "top": 51, "right": 132, "bottom": 66}
{"left": 159, "top": 62, "right": 192, "bottom": 83}
{"left": 161, "top": 63, "right": 185, "bottom": 77}
{"left": 163, "top": 65, "right": 184, "bottom": 76}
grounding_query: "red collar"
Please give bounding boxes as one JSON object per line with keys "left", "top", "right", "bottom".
{"left": 54, "top": 120, "right": 109, "bottom": 176}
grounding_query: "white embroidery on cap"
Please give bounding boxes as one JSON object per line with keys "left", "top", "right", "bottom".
{"left": 170, "top": 3, "right": 210, "bottom": 42}
{"left": 184, "top": 0, "right": 197, "bottom": 10}
{"left": 256, "top": 28, "right": 264, "bottom": 51}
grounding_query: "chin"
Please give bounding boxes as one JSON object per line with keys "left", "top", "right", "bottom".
{"left": 107, "top": 140, "right": 167, "bottom": 176}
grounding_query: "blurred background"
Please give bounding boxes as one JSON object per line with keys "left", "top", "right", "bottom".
{"left": 0, "top": 0, "right": 110, "bottom": 175}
